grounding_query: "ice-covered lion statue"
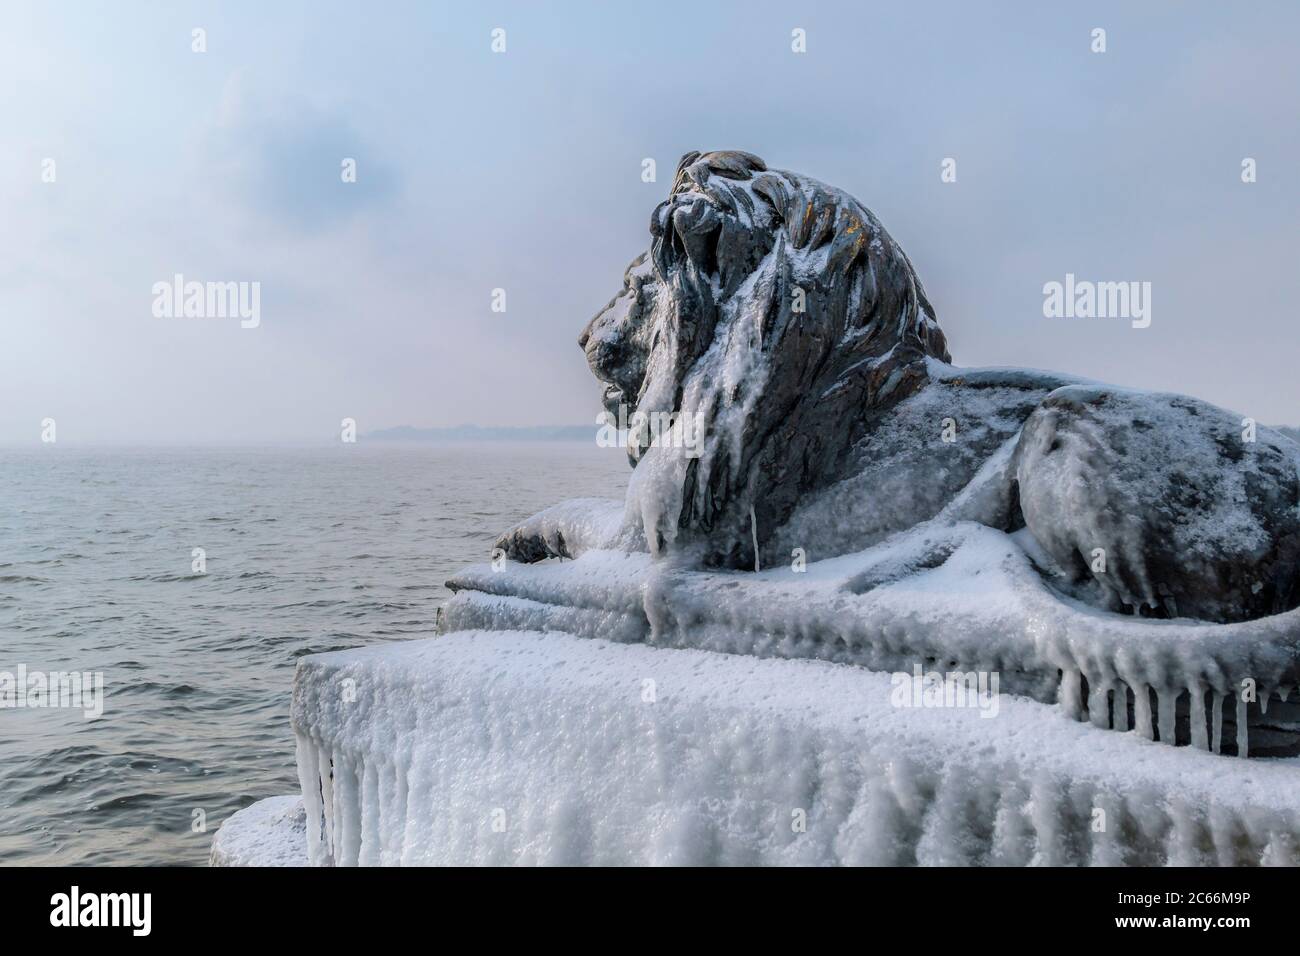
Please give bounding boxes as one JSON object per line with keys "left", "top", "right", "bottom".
{"left": 495, "top": 150, "right": 1300, "bottom": 625}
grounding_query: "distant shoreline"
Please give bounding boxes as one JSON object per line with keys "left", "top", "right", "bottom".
{"left": 367, "top": 424, "right": 597, "bottom": 442}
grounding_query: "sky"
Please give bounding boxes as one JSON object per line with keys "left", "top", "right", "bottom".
{"left": 2, "top": 0, "right": 1298, "bottom": 443}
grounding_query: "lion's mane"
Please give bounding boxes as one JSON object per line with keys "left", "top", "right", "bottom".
{"left": 581, "top": 150, "right": 950, "bottom": 567}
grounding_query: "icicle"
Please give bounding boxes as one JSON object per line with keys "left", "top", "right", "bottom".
{"left": 1280, "top": 686, "right": 1292, "bottom": 703}
{"left": 394, "top": 765, "right": 410, "bottom": 865}
{"left": 1133, "top": 684, "right": 1154, "bottom": 739}
{"left": 1165, "top": 799, "right": 1208, "bottom": 866}
{"left": 1189, "top": 686, "right": 1208, "bottom": 750}
{"left": 1027, "top": 776, "right": 1068, "bottom": 866}
{"left": 1208, "top": 803, "right": 1242, "bottom": 866}
{"left": 988, "top": 780, "right": 1033, "bottom": 867}
{"left": 334, "top": 752, "right": 352, "bottom": 865}
{"left": 359, "top": 759, "right": 380, "bottom": 866}
{"left": 749, "top": 505, "right": 760, "bottom": 572}
{"left": 1212, "top": 694, "right": 1224, "bottom": 755}
{"left": 341, "top": 754, "right": 363, "bottom": 865}
{"left": 320, "top": 746, "right": 336, "bottom": 861}
{"left": 1259, "top": 690, "right": 1270, "bottom": 716}
{"left": 1156, "top": 688, "right": 1176, "bottom": 745}
{"left": 295, "top": 735, "right": 325, "bottom": 864}
{"left": 1236, "top": 695, "right": 1249, "bottom": 758}
{"left": 381, "top": 761, "right": 401, "bottom": 866}
{"left": 1059, "top": 668, "right": 1082, "bottom": 721}
{"left": 1112, "top": 684, "right": 1128, "bottom": 732}
{"left": 1087, "top": 792, "right": 1125, "bottom": 867}
{"left": 1088, "top": 679, "right": 1110, "bottom": 728}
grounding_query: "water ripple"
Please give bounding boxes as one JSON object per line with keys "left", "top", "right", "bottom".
{"left": 0, "top": 443, "right": 627, "bottom": 864}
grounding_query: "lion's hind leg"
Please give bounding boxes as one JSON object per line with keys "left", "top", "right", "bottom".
{"left": 1013, "top": 385, "right": 1300, "bottom": 623}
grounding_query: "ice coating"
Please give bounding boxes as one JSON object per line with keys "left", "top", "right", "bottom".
{"left": 285, "top": 631, "right": 1300, "bottom": 866}
{"left": 451, "top": 516, "right": 1300, "bottom": 757}
{"left": 1016, "top": 386, "right": 1300, "bottom": 622}
{"left": 209, "top": 794, "right": 308, "bottom": 867}
{"left": 505, "top": 149, "right": 1300, "bottom": 628}
{"left": 627, "top": 241, "right": 777, "bottom": 557}
{"left": 766, "top": 365, "right": 1066, "bottom": 561}
{"left": 558, "top": 149, "right": 951, "bottom": 569}
{"left": 491, "top": 497, "right": 632, "bottom": 562}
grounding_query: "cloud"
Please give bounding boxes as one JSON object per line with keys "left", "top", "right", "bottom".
{"left": 206, "top": 71, "right": 398, "bottom": 233}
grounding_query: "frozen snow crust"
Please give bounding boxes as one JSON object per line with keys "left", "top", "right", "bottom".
{"left": 288, "top": 630, "right": 1300, "bottom": 866}
{"left": 445, "top": 518, "right": 1300, "bottom": 758}
{"left": 210, "top": 794, "right": 308, "bottom": 867}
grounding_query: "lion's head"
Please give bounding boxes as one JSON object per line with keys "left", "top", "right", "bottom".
{"left": 579, "top": 150, "right": 950, "bottom": 568}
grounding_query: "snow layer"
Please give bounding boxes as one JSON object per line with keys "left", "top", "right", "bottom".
{"left": 1015, "top": 385, "right": 1300, "bottom": 621}
{"left": 493, "top": 497, "right": 632, "bottom": 561}
{"left": 209, "top": 794, "right": 308, "bottom": 867}
{"left": 445, "top": 519, "right": 1300, "bottom": 754}
{"left": 290, "top": 630, "right": 1300, "bottom": 866}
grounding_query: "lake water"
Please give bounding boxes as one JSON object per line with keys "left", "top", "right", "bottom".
{"left": 0, "top": 443, "right": 629, "bottom": 865}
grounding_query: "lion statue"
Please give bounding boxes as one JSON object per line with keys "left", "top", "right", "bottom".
{"left": 495, "top": 150, "right": 1300, "bottom": 624}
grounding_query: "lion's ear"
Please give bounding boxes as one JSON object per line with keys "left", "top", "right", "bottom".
{"left": 704, "top": 151, "right": 767, "bottom": 181}
{"left": 674, "top": 151, "right": 702, "bottom": 179}
{"left": 676, "top": 151, "right": 701, "bottom": 170}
